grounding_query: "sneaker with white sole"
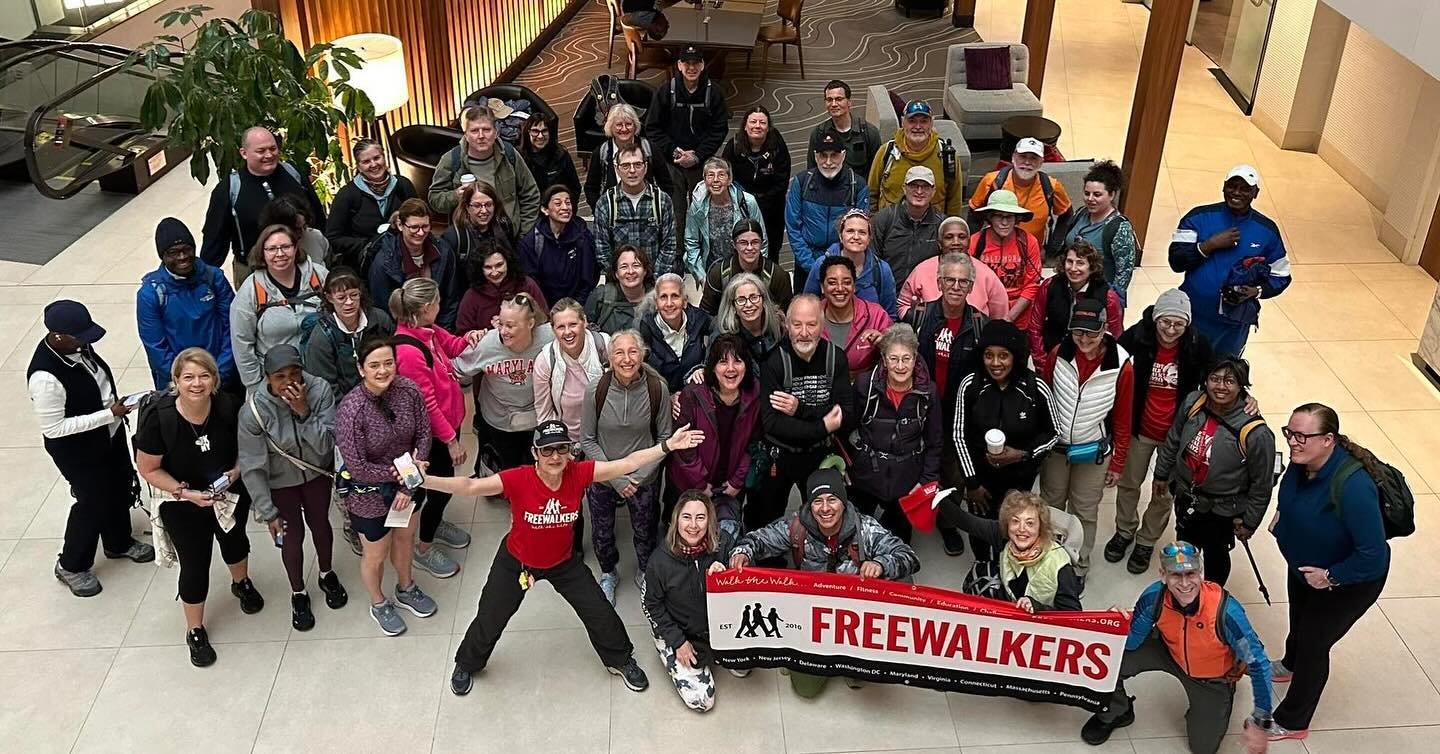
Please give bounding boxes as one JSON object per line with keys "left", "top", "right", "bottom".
{"left": 1270, "top": 659, "right": 1293, "bottom": 683}
{"left": 412, "top": 545, "right": 460, "bottom": 578}
{"left": 609, "top": 658, "right": 649, "bottom": 692}
{"left": 433, "top": 520, "right": 471, "bottom": 549}
{"left": 343, "top": 527, "right": 364, "bottom": 557}
{"left": 599, "top": 571, "right": 619, "bottom": 606}
{"left": 54, "top": 562, "right": 101, "bottom": 597}
{"left": 395, "top": 582, "right": 437, "bottom": 618}
{"left": 1267, "top": 723, "right": 1308, "bottom": 741}
{"left": 370, "top": 600, "right": 408, "bottom": 636}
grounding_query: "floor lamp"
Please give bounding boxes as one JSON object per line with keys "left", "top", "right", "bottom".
{"left": 331, "top": 33, "right": 409, "bottom": 175}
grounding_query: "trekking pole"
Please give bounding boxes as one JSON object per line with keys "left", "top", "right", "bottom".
{"left": 1241, "top": 539, "right": 1271, "bottom": 605}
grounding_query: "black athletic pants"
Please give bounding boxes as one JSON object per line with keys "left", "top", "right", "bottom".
{"left": 454, "top": 538, "right": 633, "bottom": 673}
{"left": 746, "top": 447, "right": 827, "bottom": 532}
{"left": 1174, "top": 499, "right": 1236, "bottom": 586}
{"left": 58, "top": 430, "right": 136, "bottom": 573}
{"left": 1274, "top": 570, "right": 1385, "bottom": 731}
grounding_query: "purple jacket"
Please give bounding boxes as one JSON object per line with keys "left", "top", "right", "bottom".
{"left": 668, "top": 379, "right": 762, "bottom": 492}
{"left": 335, "top": 376, "right": 432, "bottom": 518}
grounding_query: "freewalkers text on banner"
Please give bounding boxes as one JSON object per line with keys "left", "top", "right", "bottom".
{"left": 706, "top": 568, "right": 1131, "bottom": 711}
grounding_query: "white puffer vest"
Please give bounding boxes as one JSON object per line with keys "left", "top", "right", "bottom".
{"left": 1050, "top": 342, "right": 1131, "bottom": 445}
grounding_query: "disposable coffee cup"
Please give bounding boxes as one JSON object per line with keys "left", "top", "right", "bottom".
{"left": 460, "top": 173, "right": 477, "bottom": 186}
{"left": 985, "top": 429, "right": 1006, "bottom": 455}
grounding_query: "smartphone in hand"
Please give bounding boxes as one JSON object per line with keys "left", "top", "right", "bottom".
{"left": 394, "top": 453, "right": 425, "bottom": 490}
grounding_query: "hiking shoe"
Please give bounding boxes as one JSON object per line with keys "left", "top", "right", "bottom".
{"left": 343, "top": 526, "right": 364, "bottom": 557}
{"left": 370, "top": 600, "right": 408, "bottom": 636}
{"left": 1267, "top": 724, "right": 1308, "bottom": 741}
{"left": 1127, "top": 544, "right": 1155, "bottom": 575}
{"left": 104, "top": 540, "right": 156, "bottom": 563}
{"left": 1081, "top": 698, "right": 1134, "bottom": 745}
{"left": 395, "top": 582, "right": 437, "bottom": 618}
{"left": 726, "top": 667, "right": 752, "bottom": 678}
{"left": 231, "top": 577, "right": 265, "bottom": 614}
{"left": 451, "top": 665, "right": 474, "bottom": 696}
{"left": 412, "top": 546, "right": 460, "bottom": 578}
{"left": 291, "top": 592, "right": 316, "bottom": 631}
{"left": 54, "top": 563, "right": 101, "bottom": 597}
{"left": 939, "top": 527, "right": 967, "bottom": 557}
{"left": 318, "top": 571, "right": 348, "bottom": 609}
{"left": 433, "top": 520, "right": 471, "bottom": 549}
{"left": 599, "top": 571, "right": 619, "bottom": 606}
{"left": 609, "top": 658, "right": 649, "bottom": 692}
{"left": 1270, "top": 659, "right": 1293, "bottom": 683}
{"left": 186, "top": 626, "right": 217, "bottom": 667}
{"left": 1103, "top": 533, "right": 1132, "bottom": 563}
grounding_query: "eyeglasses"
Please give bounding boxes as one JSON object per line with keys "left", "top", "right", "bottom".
{"left": 939, "top": 276, "right": 973, "bottom": 289}
{"left": 402, "top": 223, "right": 429, "bottom": 234}
{"left": 735, "top": 239, "right": 762, "bottom": 249}
{"left": 1160, "top": 542, "right": 1200, "bottom": 561}
{"left": 884, "top": 354, "right": 915, "bottom": 366}
{"left": 263, "top": 242, "right": 295, "bottom": 253}
{"left": 1281, "top": 428, "right": 1329, "bottom": 445}
{"left": 734, "top": 293, "right": 763, "bottom": 306}
{"left": 617, "top": 161, "right": 646, "bottom": 171}
{"left": 537, "top": 445, "right": 573, "bottom": 458}
{"left": 467, "top": 200, "right": 494, "bottom": 210}
{"left": 1156, "top": 317, "right": 1188, "bottom": 331}
{"left": 1206, "top": 374, "right": 1238, "bottom": 387}
{"left": 329, "top": 291, "right": 361, "bottom": 304}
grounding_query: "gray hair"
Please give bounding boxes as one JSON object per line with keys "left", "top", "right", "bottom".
{"left": 603, "top": 103, "right": 641, "bottom": 138}
{"left": 716, "top": 272, "right": 783, "bottom": 342}
{"left": 702, "top": 156, "right": 732, "bottom": 177}
{"left": 877, "top": 323, "right": 920, "bottom": 359}
{"left": 939, "top": 215, "right": 969, "bottom": 235}
{"left": 609, "top": 328, "right": 648, "bottom": 360}
{"left": 638, "top": 273, "right": 685, "bottom": 321}
{"left": 937, "top": 251, "right": 974, "bottom": 277}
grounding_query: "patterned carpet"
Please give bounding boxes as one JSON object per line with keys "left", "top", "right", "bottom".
{"left": 515, "top": 0, "right": 982, "bottom": 155}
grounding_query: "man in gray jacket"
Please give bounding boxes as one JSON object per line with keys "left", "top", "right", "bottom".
{"left": 871, "top": 166, "right": 942, "bottom": 286}
{"left": 1152, "top": 356, "right": 1275, "bottom": 587}
{"left": 581, "top": 330, "right": 674, "bottom": 605}
{"left": 237, "top": 345, "right": 347, "bottom": 631}
{"left": 429, "top": 106, "right": 541, "bottom": 231}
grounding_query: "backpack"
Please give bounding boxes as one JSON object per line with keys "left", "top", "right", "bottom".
{"left": 589, "top": 74, "right": 622, "bottom": 128}
{"left": 448, "top": 140, "right": 521, "bottom": 176}
{"left": 606, "top": 183, "right": 662, "bottom": 227}
{"left": 789, "top": 515, "right": 861, "bottom": 570}
{"left": 392, "top": 333, "right": 435, "bottom": 369}
{"left": 1184, "top": 395, "right": 1265, "bottom": 462}
{"left": 254, "top": 267, "right": 324, "bottom": 349}
{"left": 779, "top": 342, "right": 838, "bottom": 395}
{"left": 149, "top": 267, "right": 221, "bottom": 312}
{"left": 1045, "top": 209, "right": 1126, "bottom": 262}
{"left": 228, "top": 162, "right": 305, "bottom": 237}
{"left": 594, "top": 368, "right": 662, "bottom": 441}
{"left": 904, "top": 300, "right": 983, "bottom": 353}
{"left": 798, "top": 168, "right": 860, "bottom": 209}
{"left": 1328, "top": 456, "right": 1417, "bottom": 539}
{"left": 878, "top": 137, "right": 958, "bottom": 190}
{"left": 133, "top": 390, "right": 179, "bottom": 455}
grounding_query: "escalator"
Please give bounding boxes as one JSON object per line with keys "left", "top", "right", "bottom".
{"left": 0, "top": 39, "right": 184, "bottom": 199}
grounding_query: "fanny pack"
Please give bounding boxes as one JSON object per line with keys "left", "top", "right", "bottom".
{"left": 1063, "top": 437, "right": 1111, "bottom": 465}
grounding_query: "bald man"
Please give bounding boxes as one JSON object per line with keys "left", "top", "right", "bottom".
{"left": 200, "top": 126, "right": 326, "bottom": 284}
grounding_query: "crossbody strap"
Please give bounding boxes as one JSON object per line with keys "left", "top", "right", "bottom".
{"left": 248, "top": 398, "right": 334, "bottom": 478}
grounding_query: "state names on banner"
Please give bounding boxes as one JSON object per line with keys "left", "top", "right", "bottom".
{"left": 707, "top": 568, "right": 1131, "bottom": 711}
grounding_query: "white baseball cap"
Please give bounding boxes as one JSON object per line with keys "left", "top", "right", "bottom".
{"left": 1225, "top": 164, "right": 1260, "bottom": 188}
{"left": 1014, "top": 137, "right": 1045, "bottom": 157}
{"left": 904, "top": 166, "right": 936, "bottom": 185}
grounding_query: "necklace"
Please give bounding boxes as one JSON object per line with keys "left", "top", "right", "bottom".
{"left": 178, "top": 399, "right": 213, "bottom": 453}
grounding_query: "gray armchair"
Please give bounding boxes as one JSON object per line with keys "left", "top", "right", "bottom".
{"left": 942, "top": 42, "right": 1043, "bottom": 141}
{"left": 863, "top": 84, "right": 971, "bottom": 186}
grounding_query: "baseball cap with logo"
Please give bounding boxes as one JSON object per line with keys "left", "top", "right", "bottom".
{"left": 1068, "top": 297, "right": 1107, "bottom": 333}
{"left": 814, "top": 132, "right": 845, "bottom": 153}
{"left": 1014, "top": 137, "right": 1045, "bottom": 157}
{"left": 1225, "top": 164, "right": 1260, "bottom": 188}
{"left": 1160, "top": 541, "right": 1204, "bottom": 574}
{"left": 903, "top": 100, "right": 933, "bottom": 119}
{"left": 904, "top": 166, "right": 935, "bottom": 185}
{"left": 532, "top": 419, "right": 572, "bottom": 448}
{"left": 678, "top": 45, "right": 704, "bottom": 62}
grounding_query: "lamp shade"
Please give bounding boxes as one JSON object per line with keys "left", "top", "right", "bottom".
{"left": 330, "top": 33, "right": 408, "bottom": 115}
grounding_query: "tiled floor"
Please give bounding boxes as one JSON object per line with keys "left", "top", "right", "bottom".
{"left": 2, "top": 0, "right": 1439, "bottom": 752}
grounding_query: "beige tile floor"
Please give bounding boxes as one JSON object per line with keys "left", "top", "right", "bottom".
{"left": 2, "top": 0, "right": 1440, "bottom": 751}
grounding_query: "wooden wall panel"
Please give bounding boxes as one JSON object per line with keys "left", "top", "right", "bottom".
{"left": 270, "top": 0, "right": 579, "bottom": 130}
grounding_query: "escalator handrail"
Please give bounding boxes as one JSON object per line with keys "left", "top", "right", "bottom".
{"left": 0, "top": 40, "right": 143, "bottom": 76}
{"left": 22, "top": 51, "right": 183, "bottom": 199}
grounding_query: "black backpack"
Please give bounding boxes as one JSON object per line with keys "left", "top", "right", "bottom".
{"left": 1329, "top": 456, "right": 1417, "bottom": 539}
{"left": 392, "top": 334, "right": 434, "bottom": 369}
{"left": 589, "top": 74, "right": 623, "bottom": 128}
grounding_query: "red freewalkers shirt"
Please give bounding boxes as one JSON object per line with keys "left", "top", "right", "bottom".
{"left": 1184, "top": 416, "right": 1218, "bottom": 486}
{"left": 932, "top": 317, "right": 962, "bottom": 397}
{"left": 500, "top": 460, "right": 595, "bottom": 569}
{"left": 1140, "top": 344, "right": 1180, "bottom": 441}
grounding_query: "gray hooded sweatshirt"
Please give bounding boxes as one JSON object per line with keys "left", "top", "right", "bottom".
{"left": 1153, "top": 389, "right": 1276, "bottom": 531}
{"left": 230, "top": 261, "right": 329, "bottom": 387}
{"left": 237, "top": 372, "right": 337, "bottom": 523}
{"left": 453, "top": 324, "right": 554, "bottom": 432}
{"left": 579, "top": 364, "right": 673, "bottom": 492}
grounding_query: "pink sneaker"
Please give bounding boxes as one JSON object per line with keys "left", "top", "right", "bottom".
{"left": 1267, "top": 724, "right": 1308, "bottom": 741}
{"left": 1270, "top": 659, "right": 1293, "bottom": 683}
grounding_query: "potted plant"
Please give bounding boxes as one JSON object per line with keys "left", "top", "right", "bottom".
{"left": 130, "top": 4, "right": 374, "bottom": 190}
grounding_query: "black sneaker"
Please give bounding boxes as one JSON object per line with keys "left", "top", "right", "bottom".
{"left": 609, "top": 658, "right": 650, "bottom": 692}
{"left": 1081, "top": 699, "right": 1135, "bottom": 745}
{"left": 450, "top": 665, "right": 474, "bottom": 696}
{"left": 231, "top": 577, "right": 265, "bottom": 614}
{"left": 939, "top": 527, "right": 967, "bottom": 557}
{"left": 1127, "top": 544, "right": 1155, "bottom": 575}
{"left": 1103, "top": 533, "right": 1133, "bottom": 563}
{"left": 187, "top": 626, "right": 217, "bottom": 668}
{"left": 318, "top": 572, "right": 348, "bottom": 609}
{"left": 291, "top": 593, "right": 316, "bottom": 631}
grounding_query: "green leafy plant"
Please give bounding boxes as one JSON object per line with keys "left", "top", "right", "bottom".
{"left": 130, "top": 4, "right": 375, "bottom": 188}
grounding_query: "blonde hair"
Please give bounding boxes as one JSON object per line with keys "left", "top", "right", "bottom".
{"left": 168, "top": 347, "right": 220, "bottom": 395}
{"left": 388, "top": 277, "right": 441, "bottom": 325}
{"left": 998, "top": 491, "right": 1054, "bottom": 547}
{"left": 665, "top": 490, "right": 720, "bottom": 554}
{"left": 603, "top": 103, "right": 641, "bottom": 138}
{"left": 500, "top": 292, "right": 545, "bottom": 331}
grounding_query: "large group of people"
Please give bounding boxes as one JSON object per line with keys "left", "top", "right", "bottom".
{"left": 30, "top": 49, "right": 1404, "bottom": 754}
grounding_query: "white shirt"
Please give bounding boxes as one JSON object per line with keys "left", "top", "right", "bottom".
{"left": 621, "top": 186, "right": 646, "bottom": 212}
{"left": 655, "top": 313, "right": 687, "bottom": 356}
{"left": 335, "top": 311, "right": 369, "bottom": 336}
{"left": 28, "top": 348, "right": 120, "bottom": 439}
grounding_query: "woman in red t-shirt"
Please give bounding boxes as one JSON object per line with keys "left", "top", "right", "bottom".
{"left": 969, "top": 189, "right": 1042, "bottom": 324}
{"left": 422, "top": 418, "right": 704, "bottom": 698}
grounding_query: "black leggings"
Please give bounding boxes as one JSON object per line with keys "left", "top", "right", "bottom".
{"left": 1275, "top": 570, "right": 1385, "bottom": 730}
{"left": 419, "top": 441, "right": 455, "bottom": 544}
{"left": 272, "top": 476, "right": 334, "bottom": 592}
{"left": 850, "top": 487, "right": 914, "bottom": 544}
{"left": 1174, "top": 504, "right": 1236, "bottom": 586}
{"left": 161, "top": 492, "right": 252, "bottom": 604}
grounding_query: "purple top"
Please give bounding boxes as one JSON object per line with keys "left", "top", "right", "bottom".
{"left": 335, "top": 375, "right": 432, "bottom": 518}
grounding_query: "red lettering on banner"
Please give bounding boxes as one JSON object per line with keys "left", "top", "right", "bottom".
{"left": 1083, "top": 642, "right": 1112, "bottom": 680}
{"left": 836, "top": 608, "right": 860, "bottom": 646}
{"left": 999, "top": 629, "right": 1030, "bottom": 668}
{"left": 913, "top": 618, "right": 951, "bottom": 656}
{"left": 975, "top": 627, "right": 998, "bottom": 664}
{"left": 1029, "top": 634, "right": 1056, "bottom": 670}
{"left": 945, "top": 621, "right": 972, "bottom": 660}
{"left": 862, "top": 612, "right": 884, "bottom": 650}
{"left": 1055, "top": 638, "right": 1085, "bottom": 675}
{"left": 887, "top": 614, "right": 908, "bottom": 653}
{"left": 812, "top": 606, "right": 833, "bottom": 643}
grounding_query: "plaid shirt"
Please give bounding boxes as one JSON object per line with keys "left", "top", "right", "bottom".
{"left": 593, "top": 185, "right": 677, "bottom": 273}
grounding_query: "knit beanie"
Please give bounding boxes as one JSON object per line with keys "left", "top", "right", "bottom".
{"left": 1153, "top": 288, "right": 1191, "bottom": 323}
{"left": 977, "top": 319, "right": 1027, "bottom": 363}
{"left": 155, "top": 217, "right": 196, "bottom": 257}
{"left": 806, "top": 467, "right": 850, "bottom": 508}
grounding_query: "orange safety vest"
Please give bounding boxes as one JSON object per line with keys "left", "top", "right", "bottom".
{"left": 1155, "top": 581, "right": 1245, "bottom": 681}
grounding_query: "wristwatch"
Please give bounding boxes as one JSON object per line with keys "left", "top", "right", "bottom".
{"left": 1325, "top": 570, "right": 1340, "bottom": 588}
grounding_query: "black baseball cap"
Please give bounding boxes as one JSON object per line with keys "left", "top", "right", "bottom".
{"left": 43, "top": 300, "right": 106, "bottom": 344}
{"left": 678, "top": 45, "right": 704, "bottom": 63}
{"left": 533, "top": 419, "right": 572, "bottom": 448}
{"left": 814, "top": 132, "right": 845, "bottom": 153}
{"left": 1068, "top": 297, "right": 1106, "bottom": 333}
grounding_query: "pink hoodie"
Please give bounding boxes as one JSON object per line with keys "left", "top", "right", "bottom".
{"left": 393, "top": 321, "right": 468, "bottom": 444}
{"left": 821, "top": 297, "right": 893, "bottom": 377}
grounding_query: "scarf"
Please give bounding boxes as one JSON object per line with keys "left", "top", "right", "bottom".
{"left": 999, "top": 542, "right": 1071, "bottom": 606}
{"left": 545, "top": 329, "right": 606, "bottom": 417}
{"left": 677, "top": 538, "right": 711, "bottom": 557}
{"left": 400, "top": 239, "right": 438, "bottom": 277}
{"left": 354, "top": 173, "right": 400, "bottom": 218}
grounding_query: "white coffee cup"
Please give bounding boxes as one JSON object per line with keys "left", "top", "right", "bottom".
{"left": 985, "top": 429, "right": 1007, "bottom": 455}
{"left": 460, "top": 173, "right": 477, "bottom": 186}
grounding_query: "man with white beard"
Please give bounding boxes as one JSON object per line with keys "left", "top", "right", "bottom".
{"left": 784, "top": 133, "right": 870, "bottom": 292}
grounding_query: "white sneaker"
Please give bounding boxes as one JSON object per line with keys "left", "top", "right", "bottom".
{"left": 599, "top": 571, "right": 619, "bottom": 605}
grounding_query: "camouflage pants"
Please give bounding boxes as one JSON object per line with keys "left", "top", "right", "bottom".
{"left": 652, "top": 634, "right": 716, "bottom": 712}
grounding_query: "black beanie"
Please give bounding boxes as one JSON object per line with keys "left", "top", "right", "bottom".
{"left": 977, "top": 319, "right": 1027, "bottom": 362}
{"left": 806, "top": 467, "right": 849, "bottom": 507}
{"left": 155, "top": 217, "right": 196, "bottom": 257}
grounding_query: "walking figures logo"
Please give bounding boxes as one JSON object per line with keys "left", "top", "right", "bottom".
{"left": 734, "top": 602, "right": 785, "bottom": 639}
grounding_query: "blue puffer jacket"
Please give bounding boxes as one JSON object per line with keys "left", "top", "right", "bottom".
{"left": 783, "top": 167, "right": 869, "bottom": 274}
{"left": 137, "top": 260, "right": 236, "bottom": 389}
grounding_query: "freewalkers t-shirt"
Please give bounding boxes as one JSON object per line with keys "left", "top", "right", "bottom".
{"left": 1183, "top": 416, "right": 1218, "bottom": 487}
{"left": 1139, "top": 344, "right": 1180, "bottom": 441}
{"left": 500, "top": 459, "right": 595, "bottom": 569}
{"left": 932, "top": 316, "right": 962, "bottom": 398}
